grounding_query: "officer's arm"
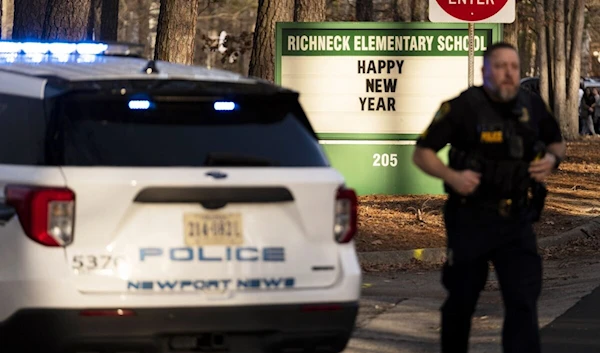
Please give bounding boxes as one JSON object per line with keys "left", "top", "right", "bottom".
{"left": 413, "top": 147, "right": 456, "bottom": 184}
{"left": 529, "top": 99, "right": 567, "bottom": 181}
{"left": 412, "top": 100, "right": 461, "bottom": 184}
{"left": 547, "top": 141, "right": 566, "bottom": 165}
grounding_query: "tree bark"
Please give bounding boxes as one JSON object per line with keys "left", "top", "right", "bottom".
{"left": 125, "top": 10, "right": 135, "bottom": 42}
{"left": 355, "top": 0, "right": 373, "bottom": 21}
{"left": 294, "top": 0, "right": 325, "bottom": 22}
{"left": 248, "top": 0, "right": 294, "bottom": 81}
{"left": 86, "top": 0, "right": 95, "bottom": 39}
{"left": 515, "top": 3, "right": 532, "bottom": 77}
{"left": 553, "top": 0, "right": 568, "bottom": 138}
{"left": 154, "top": 0, "right": 200, "bottom": 65}
{"left": 100, "top": 0, "right": 119, "bottom": 41}
{"left": 565, "top": 0, "right": 585, "bottom": 140}
{"left": 392, "top": 0, "right": 411, "bottom": 21}
{"left": 519, "top": 32, "right": 534, "bottom": 77}
{"left": 0, "top": 0, "right": 3, "bottom": 38}
{"left": 411, "top": 0, "right": 427, "bottom": 21}
{"left": 565, "top": 1, "right": 571, "bottom": 68}
{"left": 42, "top": 0, "right": 92, "bottom": 41}
{"left": 546, "top": 0, "right": 555, "bottom": 100}
{"left": 86, "top": 0, "right": 101, "bottom": 40}
{"left": 536, "top": 0, "right": 550, "bottom": 104}
{"left": 503, "top": 10, "right": 519, "bottom": 48}
{"left": 581, "top": 24, "right": 591, "bottom": 77}
{"left": 138, "top": 0, "right": 151, "bottom": 58}
{"left": 1, "top": 0, "right": 12, "bottom": 39}
{"left": 12, "top": 0, "right": 47, "bottom": 40}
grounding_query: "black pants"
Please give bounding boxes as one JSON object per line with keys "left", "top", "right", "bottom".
{"left": 440, "top": 201, "right": 542, "bottom": 353}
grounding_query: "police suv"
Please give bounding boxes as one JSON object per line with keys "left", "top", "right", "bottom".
{"left": 0, "top": 41, "right": 361, "bottom": 353}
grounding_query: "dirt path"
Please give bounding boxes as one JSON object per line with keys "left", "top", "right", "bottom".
{"left": 356, "top": 138, "right": 600, "bottom": 252}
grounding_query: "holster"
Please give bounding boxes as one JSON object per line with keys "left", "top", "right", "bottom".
{"left": 527, "top": 182, "right": 547, "bottom": 222}
{"left": 525, "top": 141, "right": 549, "bottom": 222}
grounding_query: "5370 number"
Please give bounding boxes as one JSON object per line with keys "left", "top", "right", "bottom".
{"left": 372, "top": 153, "right": 398, "bottom": 167}
{"left": 72, "top": 255, "right": 124, "bottom": 272}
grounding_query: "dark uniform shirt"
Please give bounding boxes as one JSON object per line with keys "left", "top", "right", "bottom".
{"left": 417, "top": 86, "right": 563, "bottom": 157}
{"left": 427, "top": 87, "right": 552, "bottom": 353}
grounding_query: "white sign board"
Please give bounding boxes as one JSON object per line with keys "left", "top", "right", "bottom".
{"left": 274, "top": 23, "right": 502, "bottom": 195}
{"left": 276, "top": 23, "right": 500, "bottom": 137}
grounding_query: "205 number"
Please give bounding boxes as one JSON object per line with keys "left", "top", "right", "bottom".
{"left": 373, "top": 153, "right": 398, "bottom": 167}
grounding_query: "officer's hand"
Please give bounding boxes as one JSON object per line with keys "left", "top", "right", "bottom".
{"left": 529, "top": 153, "right": 556, "bottom": 182}
{"left": 448, "top": 169, "right": 481, "bottom": 196}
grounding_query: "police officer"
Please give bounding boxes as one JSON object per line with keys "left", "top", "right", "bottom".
{"left": 412, "top": 42, "right": 566, "bottom": 353}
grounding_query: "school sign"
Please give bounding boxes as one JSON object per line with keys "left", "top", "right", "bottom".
{"left": 275, "top": 22, "right": 502, "bottom": 195}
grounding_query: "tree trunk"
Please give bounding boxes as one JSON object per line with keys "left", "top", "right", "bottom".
{"left": 393, "top": 0, "right": 411, "bottom": 21}
{"left": 553, "top": 0, "right": 568, "bottom": 138}
{"left": 248, "top": 0, "right": 294, "bottom": 81}
{"left": 2, "top": 0, "right": 12, "bottom": 39}
{"left": 355, "top": 0, "right": 373, "bottom": 21}
{"left": 138, "top": 0, "right": 151, "bottom": 58}
{"left": 529, "top": 39, "right": 537, "bottom": 77}
{"left": 125, "top": 11, "right": 135, "bottom": 42}
{"left": 42, "top": 0, "right": 92, "bottom": 41}
{"left": 86, "top": 0, "right": 100, "bottom": 40}
{"left": 564, "top": 2, "right": 571, "bottom": 68}
{"left": 100, "top": 0, "right": 119, "bottom": 41}
{"left": 411, "top": 0, "right": 427, "bottom": 22}
{"left": 581, "top": 24, "right": 591, "bottom": 78}
{"left": 536, "top": 0, "right": 550, "bottom": 105}
{"left": 519, "top": 31, "right": 534, "bottom": 77}
{"left": 1, "top": 0, "right": 5, "bottom": 38}
{"left": 565, "top": 0, "right": 585, "bottom": 140}
{"left": 154, "top": 0, "right": 200, "bottom": 65}
{"left": 12, "top": 0, "right": 47, "bottom": 40}
{"left": 86, "top": 0, "right": 94, "bottom": 39}
{"left": 503, "top": 10, "right": 519, "bottom": 47}
{"left": 546, "top": 0, "right": 555, "bottom": 102}
{"left": 294, "top": 0, "right": 325, "bottom": 22}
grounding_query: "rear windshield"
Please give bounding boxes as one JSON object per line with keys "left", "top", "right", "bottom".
{"left": 47, "top": 93, "right": 329, "bottom": 167}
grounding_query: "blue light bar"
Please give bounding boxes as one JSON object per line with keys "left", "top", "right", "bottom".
{"left": 214, "top": 101, "right": 236, "bottom": 111}
{"left": 0, "top": 41, "right": 109, "bottom": 55}
{"left": 129, "top": 100, "right": 151, "bottom": 110}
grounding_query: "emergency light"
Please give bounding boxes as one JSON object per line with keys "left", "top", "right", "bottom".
{"left": 128, "top": 100, "right": 152, "bottom": 110}
{"left": 0, "top": 41, "right": 110, "bottom": 56}
{"left": 213, "top": 101, "right": 236, "bottom": 111}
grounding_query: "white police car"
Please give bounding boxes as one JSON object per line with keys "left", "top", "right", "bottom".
{"left": 0, "top": 41, "right": 361, "bottom": 353}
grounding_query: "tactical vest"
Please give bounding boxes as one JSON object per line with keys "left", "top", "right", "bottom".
{"left": 445, "top": 86, "right": 545, "bottom": 202}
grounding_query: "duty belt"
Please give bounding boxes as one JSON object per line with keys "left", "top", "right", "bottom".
{"left": 449, "top": 195, "right": 530, "bottom": 218}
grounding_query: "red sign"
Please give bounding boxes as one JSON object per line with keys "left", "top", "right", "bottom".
{"left": 435, "top": 0, "right": 509, "bottom": 21}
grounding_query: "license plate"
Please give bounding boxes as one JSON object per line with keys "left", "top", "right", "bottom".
{"left": 184, "top": 213, "right": 243, "bottom": 246}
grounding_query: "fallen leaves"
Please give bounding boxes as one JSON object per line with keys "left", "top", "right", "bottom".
{"left": 542, "top": 229, "right": 600, "bottom": 260}
{"left": 356, "top": 139, "right": 600, "bottom": 255}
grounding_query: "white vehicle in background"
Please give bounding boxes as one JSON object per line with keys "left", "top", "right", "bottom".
{"left": 0, "top": 41, "right": 361, "bottom": 353}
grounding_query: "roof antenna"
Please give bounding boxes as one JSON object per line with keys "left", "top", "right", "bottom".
{"left": 143, "top": 60, "right": 159, "bottom": 74}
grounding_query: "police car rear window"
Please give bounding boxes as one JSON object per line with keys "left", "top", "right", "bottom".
{"left": 47, "top": 93, "right": 329, "bottom": 167}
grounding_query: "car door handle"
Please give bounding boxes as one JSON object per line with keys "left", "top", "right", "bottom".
{"left": 0, "top": 203, "right": 16, "bottom": 225}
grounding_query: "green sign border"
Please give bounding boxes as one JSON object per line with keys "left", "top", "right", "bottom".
{"left": 275, "top": 22, "right": 502, "bottom": 141}
{"left": 274, "top": 22, "right": 503, "bottom": 195}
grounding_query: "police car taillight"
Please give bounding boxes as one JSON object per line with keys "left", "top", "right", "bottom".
{"left": 5, "top": 185, "right": 75, "bottom": 247}
{"left": 334, "top": 187, "right": 357, "bottom": 243}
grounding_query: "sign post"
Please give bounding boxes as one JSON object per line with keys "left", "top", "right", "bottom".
{"left": 429, "top": 0, "right": 516, "bottom": 87}
{"left": 469, "top": 23, "right": 474, "bottom": 86}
